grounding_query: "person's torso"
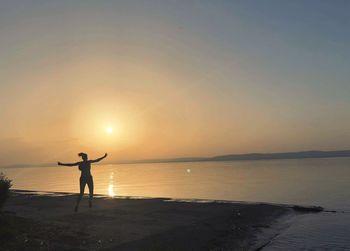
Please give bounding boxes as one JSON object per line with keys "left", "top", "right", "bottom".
{"left": 78, "top": 161, "right": 92, "bottom": 177}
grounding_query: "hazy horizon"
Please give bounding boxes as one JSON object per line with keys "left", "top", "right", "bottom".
{"left": 2, "top": 148, "right": 350, "bottom": 168}
{"left": 1, "top": 0, "right": 349, "bottom": 165}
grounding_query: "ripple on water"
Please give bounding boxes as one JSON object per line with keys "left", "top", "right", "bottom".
{"left": 265, "top": 212, "right": 350, "bottom": 251}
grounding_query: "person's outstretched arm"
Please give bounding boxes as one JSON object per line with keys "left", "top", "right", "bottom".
{"left": 57, "top": 161, "right": 79, "bottom": 166}
{"left": 90, "top": 153, "right": 108, "bottom": 163}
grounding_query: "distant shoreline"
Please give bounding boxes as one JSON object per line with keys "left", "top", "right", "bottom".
{"left": 118, "top": 150, "right": 350, "bottom": 165}
{"left": 1, "top": 150, "right": 350, "bottom": 168}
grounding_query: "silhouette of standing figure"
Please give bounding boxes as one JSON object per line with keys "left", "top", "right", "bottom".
{"left": 58, "top": 153, "right": 108, "bottom": 212}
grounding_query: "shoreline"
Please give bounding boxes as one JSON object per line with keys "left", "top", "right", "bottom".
{"left": 1, "top": 190, "right": 321, "bottom": 250}
{"left": 10, "top": 189, "right": 325, "bottom": 211}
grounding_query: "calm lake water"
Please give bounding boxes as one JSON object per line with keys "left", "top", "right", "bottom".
{"left": 2, "top": 157, "right": 350, "bottom": 250}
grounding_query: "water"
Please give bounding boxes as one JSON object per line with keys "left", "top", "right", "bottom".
{"left": 1, "top": 157, "right": 350, "bottom": 250}
{"left": 266, "top": 213, "right": 350, "bottom": 250}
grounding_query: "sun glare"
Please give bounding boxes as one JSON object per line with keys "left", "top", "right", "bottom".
{"left": 105, "top": 127, "right": 113, "bottom": 134}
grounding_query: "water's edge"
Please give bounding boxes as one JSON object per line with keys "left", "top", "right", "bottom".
{"left": 10, "top": 189, "right": 325, "bottom": 250}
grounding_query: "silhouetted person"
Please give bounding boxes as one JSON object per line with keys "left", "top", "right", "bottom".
{"left": 58, "top": 152, "right": 108, "bottom": 212}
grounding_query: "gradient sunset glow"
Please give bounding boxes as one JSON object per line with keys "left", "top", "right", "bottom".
{"left": 0, "top": 1, "right": 349, "bottom": 166}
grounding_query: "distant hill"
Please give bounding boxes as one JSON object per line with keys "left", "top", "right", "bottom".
{"left": 120, "top": 150, "right": 350, "bottom": 164}
{"left": 2, "top": 150, "right": 350, "bottom": 168}
{"left": 209, "top": 150, "right": 350, "bottom": 161}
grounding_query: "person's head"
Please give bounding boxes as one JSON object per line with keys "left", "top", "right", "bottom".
{"left": 78, "top": 152, "right": 88, "bottom": 161}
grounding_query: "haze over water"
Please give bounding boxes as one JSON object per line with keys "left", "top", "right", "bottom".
{"left": 3, "top": 157, "right": 350, "bottom": 209}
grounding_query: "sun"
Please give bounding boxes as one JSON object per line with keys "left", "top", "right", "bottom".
{"left": 105, "top": 127, "right": 113, "bottom": 134}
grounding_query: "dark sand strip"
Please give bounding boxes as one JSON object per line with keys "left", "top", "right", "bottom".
{"left": 1, "top": 191, "right": 295, "bottom": 251}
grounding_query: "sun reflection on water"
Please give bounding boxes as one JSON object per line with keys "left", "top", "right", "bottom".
{"left": 108, "top": 171, "right": 115, "bottom": 197}
{"left": 108, "top": 183, "right": 115, "bottom": 197}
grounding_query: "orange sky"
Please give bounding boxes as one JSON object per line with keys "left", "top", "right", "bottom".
{"left": 0, "top": 1, "right": 349, "bottom": 165}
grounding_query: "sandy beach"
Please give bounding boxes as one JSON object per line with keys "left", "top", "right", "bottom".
{"left": 0, "top": 191, "right": 302, "bottom": 251}
{"left": 1, "top": 191, "right": 308, "bottom": 250}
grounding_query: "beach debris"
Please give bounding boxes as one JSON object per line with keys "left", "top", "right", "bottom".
{"left": 324, "top": 210, "right": 337, "bottom": 213}
{"left": 231, "top": 225, "right": 241, "bottom": 231}
{"left": 234, "top": 210, "right": 241, "bottom": 217}
{"left": 3, "top": 210, "right": 16, "bottom": 215}
{"left": 291, "top": 205, "right": 324, "bottom": 213}
{"left": 252, "top": 224, "right": 270, "bottom": 229}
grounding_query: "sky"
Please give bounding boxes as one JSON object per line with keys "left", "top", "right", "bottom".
{"left": 0, "top": 0, "right": 349, "bottom": 165}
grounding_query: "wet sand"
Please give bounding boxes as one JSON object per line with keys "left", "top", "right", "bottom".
{"left": 1, "top": 191, "right": 293, "bottom": 251}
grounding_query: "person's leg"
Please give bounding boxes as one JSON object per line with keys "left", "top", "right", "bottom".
{"left": 75, "top": 177, "right": 86, "bottom": 212}
{"left": 87, "top": 176, "right": 94, "bottom": 208}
